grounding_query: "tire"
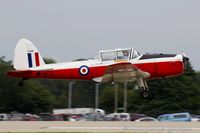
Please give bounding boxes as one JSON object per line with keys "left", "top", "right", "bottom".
{"left": 18, "top": 81, "right": 24, "bottom": 87}
{"left": 139, "top": 89, "right": 153, "bottom": 100}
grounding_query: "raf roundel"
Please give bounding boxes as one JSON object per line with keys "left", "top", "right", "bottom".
{"left": 79, "top": 65, "right": 90, "bottom": 76}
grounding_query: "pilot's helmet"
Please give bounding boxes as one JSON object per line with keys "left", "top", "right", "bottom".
{"left": 123, "top": 50, "right": 129, "bottom": 56}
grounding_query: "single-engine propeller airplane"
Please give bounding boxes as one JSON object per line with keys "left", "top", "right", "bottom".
{"left": 7, "top": 39, "right": 189, "bottom": 99}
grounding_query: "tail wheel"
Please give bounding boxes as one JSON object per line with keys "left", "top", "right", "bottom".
{"left": 18, "top": 78, "right": 28, "bottom": 87}
{"left": 18, "top": 81, "right": 24, "bottom": 87}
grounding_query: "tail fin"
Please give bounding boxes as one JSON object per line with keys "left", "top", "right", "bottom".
{"left": 14, "top": 38, "right": 45, "bottom": 70}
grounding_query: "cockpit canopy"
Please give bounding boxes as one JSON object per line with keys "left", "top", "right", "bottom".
{"left": 99, "top": 48, "right": 140, "bottom": 62}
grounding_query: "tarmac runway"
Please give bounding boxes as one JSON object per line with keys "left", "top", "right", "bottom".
{"left": 0, "top": 121, "right": 200, "bottom": 132}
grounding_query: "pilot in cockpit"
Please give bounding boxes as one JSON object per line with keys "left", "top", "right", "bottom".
{"left": 117, "top": 50, "right": 130, "bottom": 60}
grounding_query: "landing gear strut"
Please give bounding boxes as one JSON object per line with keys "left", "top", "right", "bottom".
{"left": 137, "top": 77, "right": 153, "bottom": 99}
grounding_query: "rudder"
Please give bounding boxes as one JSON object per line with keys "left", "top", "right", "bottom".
{"left": 14, "top": 39, "right": 45, "bottom": 70}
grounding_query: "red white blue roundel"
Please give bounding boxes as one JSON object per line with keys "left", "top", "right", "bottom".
{"left": 79, "top": 65, "right": 89, "bottom": 76}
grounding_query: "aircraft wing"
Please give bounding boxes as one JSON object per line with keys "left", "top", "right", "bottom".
{"left": 93, "top": 62, "right": 150, "bottom": 83}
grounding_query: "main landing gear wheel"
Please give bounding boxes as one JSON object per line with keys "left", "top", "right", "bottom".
{"left": 139, "top": 88, "right": 153, "bottom": 99}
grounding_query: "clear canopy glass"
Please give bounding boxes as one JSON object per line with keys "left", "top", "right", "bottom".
{"left": 99, "top": 48, "right": 140, "bottom": 61}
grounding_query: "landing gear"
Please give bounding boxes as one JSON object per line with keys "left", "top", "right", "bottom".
{"left": 137, "top": 77, "right": 153, "bottom": 99}
{"left": 139, "top": 87, "right": 153, "bottom": 99}
{"left": 18, "top": 78, "right": 28, "bottom": 87}
{"left": 18, "top": 81, "right": 24, "bottom": 87}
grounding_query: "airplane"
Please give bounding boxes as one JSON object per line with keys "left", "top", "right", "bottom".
{"left": 7, "top": 39, "right": 189, "bottom": 99}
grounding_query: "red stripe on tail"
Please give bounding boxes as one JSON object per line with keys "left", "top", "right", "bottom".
{"left": 35, "top": 52, "right": 40, "bottom": 66}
